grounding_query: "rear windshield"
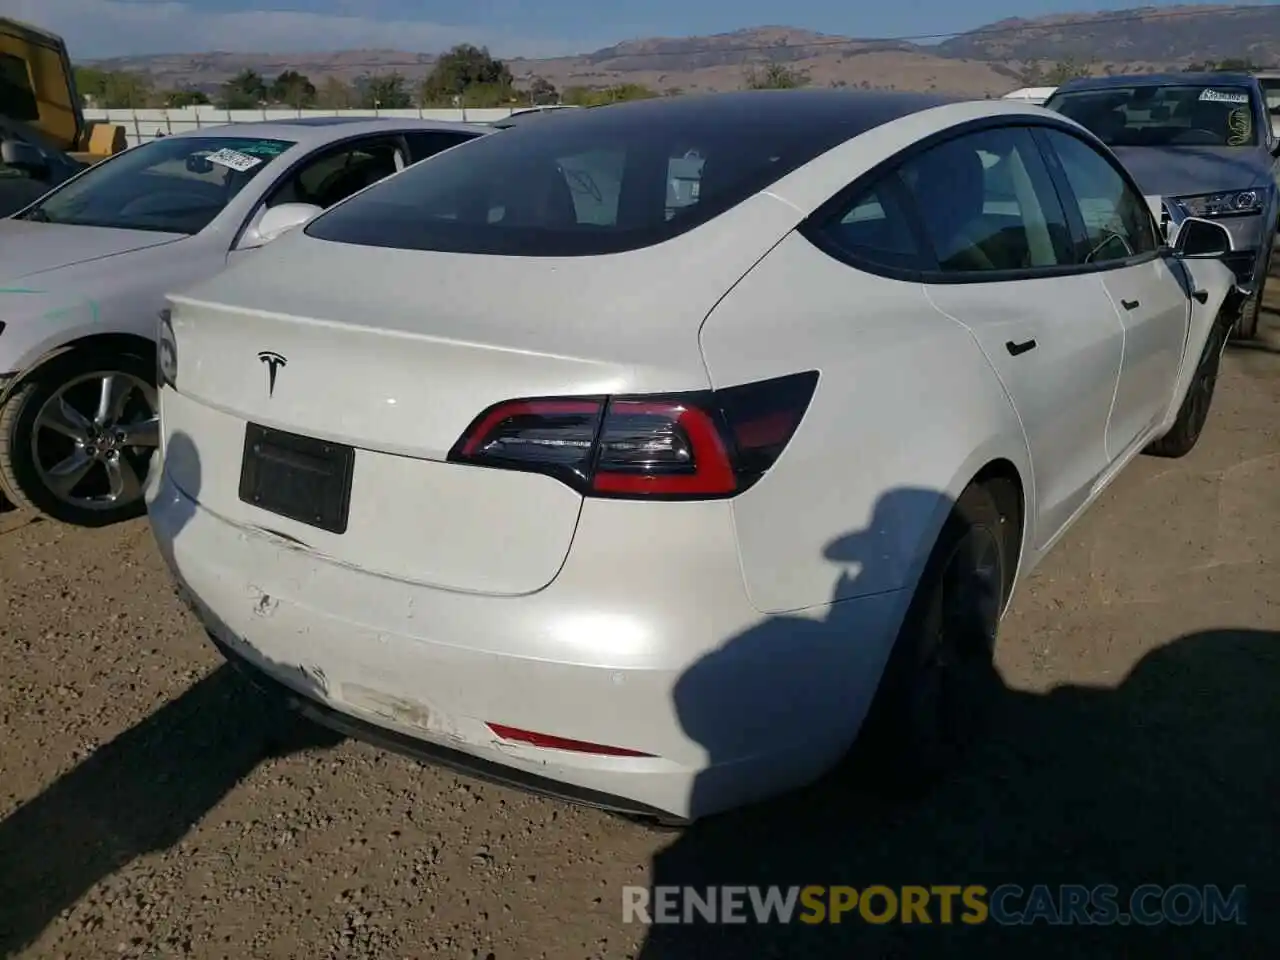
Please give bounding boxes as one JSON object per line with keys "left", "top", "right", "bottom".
{"left": 1046, "top": 84, "right": 1260, "bottom": 148}
{"left": 305, "top": 99, "right": 864, "bottom": 256}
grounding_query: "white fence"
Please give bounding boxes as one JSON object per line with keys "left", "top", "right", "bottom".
{"left": 83, "top": 106, "right": 520, "bottom": 147}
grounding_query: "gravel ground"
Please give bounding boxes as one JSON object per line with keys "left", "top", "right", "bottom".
{"left": 2, "top": 315, "right": 1278, "bottom": 960}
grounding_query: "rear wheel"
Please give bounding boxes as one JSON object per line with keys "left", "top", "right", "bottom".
{"left": 856, "top": 479, "right": 1016, "bottom": 795}
{"left": 0, "top": 349, "right": 159, "bottom": 527}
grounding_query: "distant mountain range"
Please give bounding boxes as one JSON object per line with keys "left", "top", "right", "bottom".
{"left": 84, "top": 4, "right": 1280, "bottom": 98}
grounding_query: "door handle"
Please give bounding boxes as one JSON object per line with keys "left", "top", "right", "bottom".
{"left": 1121, "top": 298, "right": 1140, "bottom": 310}
{"left": 1006, "top": 338, "right": 1037, "bottom": 357}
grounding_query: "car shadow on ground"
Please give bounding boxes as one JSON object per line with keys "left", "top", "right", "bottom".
{"left": 640, "top": 547, "right": 1278, "bottom": 960}
{"left": 0, "top": 431, "right": 344, "bottom": 957}
{"left": 0, "top": 664, "right": 341, "bottom": 956}
{"left": 0, "top": 470, "right": 1275, "bottom": 957}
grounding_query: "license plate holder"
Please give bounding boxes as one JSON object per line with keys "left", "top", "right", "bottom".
{"left": 238, "top": 423, "right": 355, "bottom": 534}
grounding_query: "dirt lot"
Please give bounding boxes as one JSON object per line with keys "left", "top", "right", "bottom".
{"left": 2, "top": 315, "right": 1278, "bottom": 959}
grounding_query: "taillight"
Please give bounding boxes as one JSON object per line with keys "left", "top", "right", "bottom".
{"left": 447, "top": 371, "right": 818, "bottom": 499}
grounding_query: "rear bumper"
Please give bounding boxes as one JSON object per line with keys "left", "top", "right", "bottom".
{"left": 148, "top": 468, "right": 908, "bottom": 820}
{"left": 206, "top": 627, "right": 683, "bottom": 823}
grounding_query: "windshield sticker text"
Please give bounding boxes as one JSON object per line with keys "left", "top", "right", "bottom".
{"left": 1227, "top": 107, "right": 1253, "bottom": 146}
{"left": 204, "top": 148, "right": 264, "bottom": 172}
{"left": 1200, "top": 89, "right": 1250, "bottom": 104}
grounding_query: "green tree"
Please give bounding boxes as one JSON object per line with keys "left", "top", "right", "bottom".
{"left": 1045, "top": 58, "right": 1092, "bottom": 85}
{"left": 527, "top": 75, "right": 559, "bottom": 106}
{"left": 360, "top": 72, "right": 412, "bottom": 109}
{"left": 165, "top": 89, "right": 210, "bottom": 107}
{"left": 1196, "top": 57, "right": 1263, "bottom": 72}
{"left": 743, "top": 62, "right": 809, "bottom": 90}
{"left": 316, "top": 76, "right": 355, "bottom": 109}
{"left": 73, "top": 65, "right": 109, "bottom": 104}
{"left": 420, "top": 43, "right": 515, "bottom": 105}
{"left": 1020, "top": 61, "right": 1047, "bottom": 86}
{"left": 104, "top": 71, "right": 154, "bottom": 108}
{"left": 219, "top": 69, "right": 268, "bottom": 109}
{"left": 270, "top": 70, "right": 317, "bottom": 108}
{"left": 74, "top": 67, "right": 155, "bottom": 108}
{"left": 561, "top": 83, "right": 657, "bottom": 106}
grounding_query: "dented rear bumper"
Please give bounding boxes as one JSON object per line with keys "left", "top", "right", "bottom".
{"left": 205, "top": 629, "right": 683, "bottom": 823}
{"left": 148, "top": 464, "right": 886, "bottom": 821}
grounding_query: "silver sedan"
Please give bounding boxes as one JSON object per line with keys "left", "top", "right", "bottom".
{"left": 0, "top": 117, "right": 491, "bottom": 526}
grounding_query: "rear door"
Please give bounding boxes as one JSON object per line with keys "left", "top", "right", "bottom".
{"left": 898, "top": 124, "right": 1125, "bottom": 547}
{"left": 1037, "top": 126, "right": 1188, "bottom": 458}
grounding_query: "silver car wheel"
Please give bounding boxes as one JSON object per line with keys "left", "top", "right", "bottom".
{"left": 30, "top": 370, "right": 159, "bottom": 511}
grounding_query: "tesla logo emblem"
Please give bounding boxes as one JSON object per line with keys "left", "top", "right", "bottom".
{"left": 258, "top": 351, "right": 286, "bottom": 397}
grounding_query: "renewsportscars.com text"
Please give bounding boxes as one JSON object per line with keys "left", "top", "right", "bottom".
{"left": 622, "top": 884, "right": 1248, "bottom": 926}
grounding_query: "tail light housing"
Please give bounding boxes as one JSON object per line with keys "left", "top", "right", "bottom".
{"left": 448, "top": 371, "right": 818, "bottom": 499}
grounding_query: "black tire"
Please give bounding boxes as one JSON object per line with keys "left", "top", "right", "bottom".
{"left": 1233, "top": 235, "right": 1275, "bottom": 341}
{"left": 0, "top": 348, "right": 159, "bottom": 527}
{"left": 1143, "top": 319, "right": 1226, "bottom": 459}
{"left": 854, "top": 479, "right": 1017, "bottom": 796}
{"left": 1234, "top": 284, "right": 1263, "bottom": 341}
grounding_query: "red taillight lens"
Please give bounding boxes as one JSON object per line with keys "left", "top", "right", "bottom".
{"left": 448, "top": 371, "right": 818, "bottom": 500}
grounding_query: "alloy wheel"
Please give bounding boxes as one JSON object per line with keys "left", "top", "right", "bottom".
{"left": 29, "top": 371, "right": 159, "bottom": 513}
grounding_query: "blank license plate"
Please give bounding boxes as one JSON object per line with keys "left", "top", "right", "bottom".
{"left": 238, "top": 423, "right": 355, "bottom": 534}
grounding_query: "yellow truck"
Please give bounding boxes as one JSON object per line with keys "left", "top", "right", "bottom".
{"left": 0, "top": 16, "right": 127, "bottom": 215}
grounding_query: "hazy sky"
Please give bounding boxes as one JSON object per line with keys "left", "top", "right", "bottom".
{"left": 1, "top": 0, "right": 1254, "bottom": 58}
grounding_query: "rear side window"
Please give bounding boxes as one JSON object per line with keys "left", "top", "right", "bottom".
{"left": 305, "top": 102, "right": 870, "bottom": 257}
{"left": 814, "top": 177, "right": 927, "bottom": 271}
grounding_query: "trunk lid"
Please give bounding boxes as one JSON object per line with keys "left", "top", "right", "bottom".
{"left": 163, "top": 194, "right": 797, "bottom": 595}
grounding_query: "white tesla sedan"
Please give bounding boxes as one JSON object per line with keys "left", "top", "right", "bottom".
{"left": 148, "top": 90, "right": 1239, "bottom": 824}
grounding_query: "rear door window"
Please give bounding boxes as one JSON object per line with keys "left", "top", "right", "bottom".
{"left": 896, "top": 125, "right": 1073, "bottom": 274}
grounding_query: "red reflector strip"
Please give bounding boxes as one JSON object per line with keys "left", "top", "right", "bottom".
{"left": 733, "top": 410, "right": 801, "bottom": 450}
{"left": 486, "top": 722, "right": 654, "bottom": 757}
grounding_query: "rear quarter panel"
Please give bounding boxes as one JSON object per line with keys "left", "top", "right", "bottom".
{"left": 699, "top": 233, "right": 1032, "bottom": 615}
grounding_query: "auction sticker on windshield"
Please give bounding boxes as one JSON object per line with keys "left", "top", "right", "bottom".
{"left": 1200, "top": 89, "right": 1250, "bottom": 104}
{"left": 205, "top": 148, "right": 264, "bottom": 172}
